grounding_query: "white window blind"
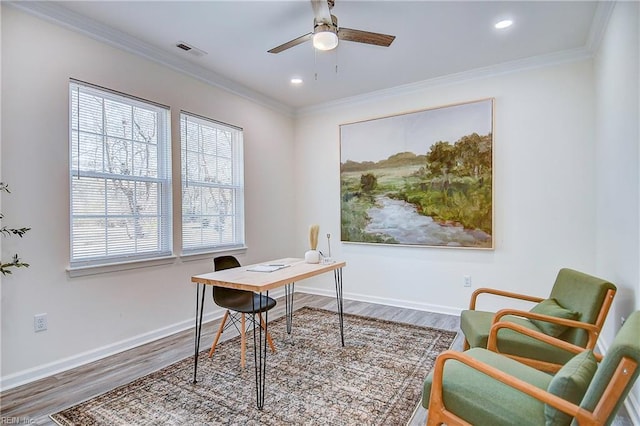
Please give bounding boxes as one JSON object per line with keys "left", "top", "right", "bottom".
{"left": 69, "top": 80, "right": 172, "bottom": 268}
{"left": 181, "top": 112, "right": 244, "bottom": 253}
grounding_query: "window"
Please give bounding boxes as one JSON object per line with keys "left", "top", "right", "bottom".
{"left": 69, "top": 81, "right": 172, "bottom": 268}
{"left": 181, "top": 112, "right": 244, "bottom": 253}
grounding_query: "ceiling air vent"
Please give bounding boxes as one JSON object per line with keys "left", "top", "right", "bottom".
{"left": 175, "top": 41, "right": 207, "bottom": 58}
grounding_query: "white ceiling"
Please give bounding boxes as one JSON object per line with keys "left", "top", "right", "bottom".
{"left": 14, "top": 1, "right": 608, "bottom": 113}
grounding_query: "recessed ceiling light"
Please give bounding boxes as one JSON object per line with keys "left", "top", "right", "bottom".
{"left": 291, "top": 78, "right": 303, "bottom": 85}
{"left": 495, "top": 19, "right": 513, "bottom": 29}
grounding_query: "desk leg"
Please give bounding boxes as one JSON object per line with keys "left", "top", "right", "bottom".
{"left": 334, "top": 268, "right": 345, "bottom": 347}
{"left": 252, "top": 291, "right": 268, "bottom": 410}
{"left": 285, "top": 283, "right": 295, "bottom": 337}
{"left": 193, "top": 283, "right": 207, "bottom": 383}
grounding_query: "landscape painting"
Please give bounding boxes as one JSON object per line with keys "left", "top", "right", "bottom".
{"left": 340, "top": 99, "right": 493, "bottom": 249}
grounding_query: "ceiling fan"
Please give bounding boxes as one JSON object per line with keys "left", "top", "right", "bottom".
{"left": 268, "top": 0, "right": 396, "bottom": 54}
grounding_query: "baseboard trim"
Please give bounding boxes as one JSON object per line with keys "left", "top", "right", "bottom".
{"left": 625, "top": 395, "right": 640, "bottom": 426}
{"left": 3, "top": 288, "right": 638, "bottom": 422}
{"left": 596, "top": 339, "right": 640, "bottom": 423}
{"left": 1, "top": 288, "right": 286, "bottom": 392}
{"left": 1, "top": 311, "right": 222, "bottom": 392}
{"left": 299, "top": 285, "right": 463, "bottom": 317}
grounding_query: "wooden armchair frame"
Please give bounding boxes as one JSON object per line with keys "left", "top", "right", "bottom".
{"left": 428, "top": 321, "right": 637, "bottom": 426}
{"left": 464, "top": 287, "right": 616, "bottom": 372}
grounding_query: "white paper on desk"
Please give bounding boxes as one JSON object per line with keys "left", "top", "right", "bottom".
{"left": 247, "top": 264, "right": 290, "bottom": 272}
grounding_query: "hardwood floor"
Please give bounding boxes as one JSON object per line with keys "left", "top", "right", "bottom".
{"left": 0, "top": 293, "right": 633, "bottom": 425}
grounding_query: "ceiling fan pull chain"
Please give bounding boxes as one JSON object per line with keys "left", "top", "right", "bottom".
{"left": 314, "top": 46, "right": 319, "bottom": 81}
{"left": 268, "top": 0, "right": 395, "bottom": 54}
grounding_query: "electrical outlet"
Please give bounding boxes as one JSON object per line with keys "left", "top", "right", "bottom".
{"left": 464, "top": 275, "right": 472, "bottom": 287}
{"left": 34, "top": 313, "right": 47, "bottom": 332}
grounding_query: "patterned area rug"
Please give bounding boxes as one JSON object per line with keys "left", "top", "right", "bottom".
{"left": 51, "top": 307, "right": 457, "bottom": 425}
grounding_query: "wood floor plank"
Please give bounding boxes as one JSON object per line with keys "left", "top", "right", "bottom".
{"left": 0, "top": 293, "right": 632, "bottom": 425}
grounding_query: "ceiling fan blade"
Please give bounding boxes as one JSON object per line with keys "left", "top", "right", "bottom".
{"left": 310, "top": 0, "right": 332, "bottom": 25}
{"left": 338, "top": 28, "right": 395, "bottom": 47}
{"left": 268, "top": 32, "right": 313, "bottom": 54}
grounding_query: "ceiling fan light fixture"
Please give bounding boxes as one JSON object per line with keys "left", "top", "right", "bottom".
{"left": 313, "top": 30, "right": 339, "bottom": 51}
{"left": 268, "top": 1, "right": 394, "bottom": 54}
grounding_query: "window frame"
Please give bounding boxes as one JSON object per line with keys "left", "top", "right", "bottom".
{"left": 68, "top": 80, "right": 173, "bottom": 272}
{"left": 180, "top": 111, "right": 245, "bottom": 255}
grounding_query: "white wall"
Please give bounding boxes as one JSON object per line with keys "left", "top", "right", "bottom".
{"left": 2, "top": 6, "right": 639, "bottom": 420}
{"left": 294, "top": 60, "right": 599, "bottom": 314}
{"left": 594, "top": 1, "right": 640, "bottom": 420}
{"left": 0, "top": 7, "right": 296, "bottom": 387}
{"left": 594, "top": 0, "right": 640, "bottom": 334}
{"left": 292, "top": 3, "right": 639, "bottom": 417}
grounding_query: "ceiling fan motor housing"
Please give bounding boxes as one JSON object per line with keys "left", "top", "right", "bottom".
{"left": 314, "top": 14, "right": 338, "bottom": 33}
{"left": 268, "top": 1, "right": 395, "bottom": 54}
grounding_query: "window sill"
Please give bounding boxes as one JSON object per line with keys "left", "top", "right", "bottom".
{"left": 179, "top": 246, "right": 248, "bottom": 263}
{"left": 67, "top": 256, "right": 177, "bottom": 278}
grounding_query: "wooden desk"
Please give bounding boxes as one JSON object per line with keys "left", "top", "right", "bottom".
{"left": 190, "top": 257, "right": 346, "bottom": 409}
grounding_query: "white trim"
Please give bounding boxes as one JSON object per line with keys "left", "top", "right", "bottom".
{"left": 299, "top": 286, "right": 462, "bottom": 317}
{"left": 296, "top": 46, "right": 592, "bottom": 117}
{"left": 586, "top": 1, "right": 616, "bottom": 53}
{"left": 626, "top": 395, "right": 640, "bottom": 426}
{"left": 5, "top": 0, "right": 613, "bottom": 119}
{"left": 179, "top": 246, "right": 248, "bottom": 263}
{"left": 0, "top": 286, "right": 286, "bottom": 392}
{"left": 596, "top": 339, "right": 640, "bottom": 423}
{"left": 67, "top": 255, "right": 177, "bottom": 278}
{"left": 0, "top": 307, "right": 219, "bottom": 391}
{"left": 9, "top": 286, "right": 638, "bottom": 422}
{"left": 5, "top": 1, "right": 294, "bottom": 118}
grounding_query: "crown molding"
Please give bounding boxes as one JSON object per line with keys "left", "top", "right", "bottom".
{"left": 5, "top": 1, "right": 295, "bottom": 117}
{"left": 586, "top": 1, "right": 616, "bottom": 53}
{"left": 6, "top": 0, "right": 615, "bottom": 119}
{"left": 297, "top": 1, "right": 615, "bottom": 117}
{"left": 297, "top": 46, "right": 593, "bottom": 117}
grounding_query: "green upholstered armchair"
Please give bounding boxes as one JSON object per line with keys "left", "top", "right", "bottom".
{"left": 460, "top": 268, "right": 616, "bottom": 372}
{"left": 423, "top": 310, "right": 640, "bottom": 426}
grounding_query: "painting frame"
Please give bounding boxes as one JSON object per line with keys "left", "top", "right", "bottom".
{"left": 340, "top": 98, "right": 494, "bottom": 249}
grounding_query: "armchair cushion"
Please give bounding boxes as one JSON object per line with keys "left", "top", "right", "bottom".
{"left": 427, "top": 312, "right": 640, "bottom": 426}
{"left": 545, "top": 350, "right": 597, "bottom": 425}
{"left": 529, "top": 298, "right": 579, "bottom": 337}
{"left": 460, "top": 269, "right": 616, "bottom": 370}
{"left": 462, "top": 310, "right": 578, "bottom": 365}
{"left": 423, "top": 348, "right": 552, "bottom": 426}
{"left": 461, "top": 311, "right": 539, "bottom": 349}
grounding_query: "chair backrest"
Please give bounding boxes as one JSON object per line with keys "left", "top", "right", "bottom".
{"left": 549, "top": 268, "right": 616, "bottom": 346}
{"left": 212, "top": 255, "right": 251, "bottom": 307}
{"left": 214, "top": 255, "right": 241, "bottom": 271}
{"left": 576, "top": 310, "right": 640, "bottom": 426}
